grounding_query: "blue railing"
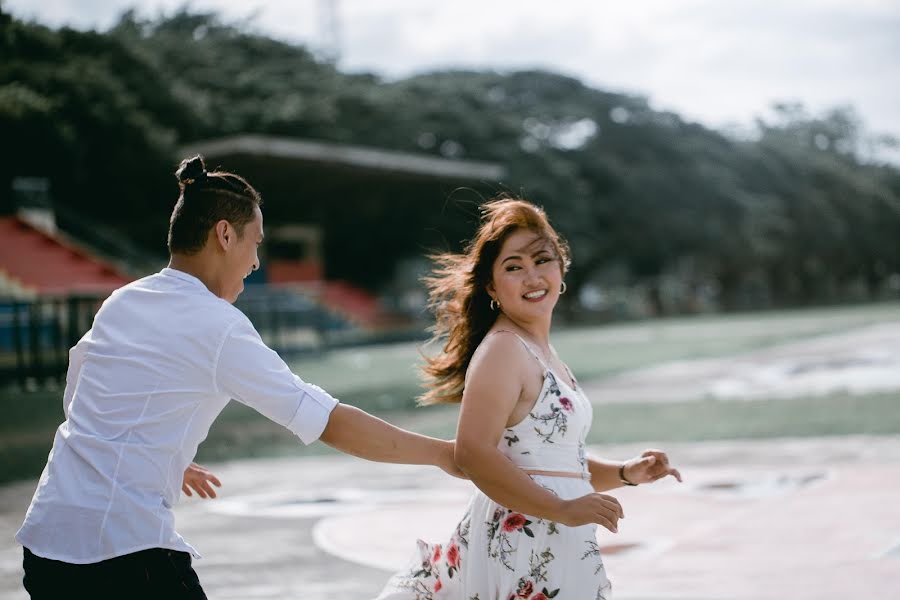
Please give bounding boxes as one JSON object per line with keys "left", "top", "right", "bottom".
{"left": 0, "top": 296, "right": 102, "bottom": 388}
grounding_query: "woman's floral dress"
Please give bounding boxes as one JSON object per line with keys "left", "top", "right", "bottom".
{"left": 374, "top": 334, "right": 612, "bottom": 600}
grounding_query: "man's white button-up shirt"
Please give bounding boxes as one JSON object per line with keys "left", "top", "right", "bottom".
{"left": 16, "top": 268, "right": 339, "bottom": 563}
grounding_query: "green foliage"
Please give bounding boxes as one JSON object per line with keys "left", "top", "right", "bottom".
{"left": 0, "top": 16, "right": 180, "bottom": 250}
{"left": 2, "top": 10, "right": 899, "bottom": 306}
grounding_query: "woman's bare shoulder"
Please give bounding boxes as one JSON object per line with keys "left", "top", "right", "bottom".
{"left": 468, "top": 330, "right": 530, "bottom": 378}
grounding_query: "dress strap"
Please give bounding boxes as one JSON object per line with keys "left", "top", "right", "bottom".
{"left": 489, "top": 329, "right": 549, "bottom": 372}
{"left": 550, "top": 343, "right": 578, "bottom": 389}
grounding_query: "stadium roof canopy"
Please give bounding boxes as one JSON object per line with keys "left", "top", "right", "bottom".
{"left": 176, "top": 135, "right": 507, "bottom": 288}
{"left": 179, "top": 134, "right": 505, "bottom": 183}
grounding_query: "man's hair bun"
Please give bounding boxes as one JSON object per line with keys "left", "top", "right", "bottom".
{"left": 176, "top": 155, "right": 207, "bottom": 186}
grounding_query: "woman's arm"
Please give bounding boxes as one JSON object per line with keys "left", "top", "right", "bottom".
{"left": 587, "top": 457, "right": 628, "bottom": 492}
{"left": 588, "top": 450, "right": 683, "bottom": 492}
{"left": 319, "top": 404, "right": 463, "bottom": 478}
{"left": 455, "top": 333, "right": 623, "bottom": 531}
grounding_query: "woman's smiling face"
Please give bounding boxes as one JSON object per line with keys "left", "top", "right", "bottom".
{"left": 487, "top": 228, "right": 564, "bottom": 322}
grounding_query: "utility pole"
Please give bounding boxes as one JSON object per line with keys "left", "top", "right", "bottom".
{"left": 317, "top": 0, "right": 341, "bottom": 64}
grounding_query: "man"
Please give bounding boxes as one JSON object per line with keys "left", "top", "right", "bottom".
{"left": 16, "top": 156, "right": 459, "bottom": 599}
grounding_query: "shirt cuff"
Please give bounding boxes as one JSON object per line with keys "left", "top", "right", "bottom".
{"left": 285, "top": 382, "right": 339, "bottom": 445}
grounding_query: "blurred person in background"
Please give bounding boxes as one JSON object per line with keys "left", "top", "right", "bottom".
{"left": 376, "top": 198, "right": 682, "bottom": 600}
{"left": 15, "top": 155, "right": 461, "bottom": 600}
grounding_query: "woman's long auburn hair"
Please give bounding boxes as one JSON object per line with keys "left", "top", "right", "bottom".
{"left": 419, "top": 197, "right": 571, "bottom": 405}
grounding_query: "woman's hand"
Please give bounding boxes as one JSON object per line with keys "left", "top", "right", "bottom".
{"left": 182, "top": 462, "right": 222, "bottom": 499}
{"left": 558, "top": 493, "right": 625, "bottom": 532}
{"left": 623, "top": 449, "right": 682, "bottom": 485}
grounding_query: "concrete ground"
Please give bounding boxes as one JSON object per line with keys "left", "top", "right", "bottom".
{"left": 3, "top": 435, "right": 899, "bottom": 600}
{"left": 3, "top": 319, "right": 899, "bottom": 599}
{"left": 582, "top": 322, "right": 900, "bottom": 404}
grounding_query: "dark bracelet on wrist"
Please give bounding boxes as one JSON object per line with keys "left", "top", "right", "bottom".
{"left": 618, "top": 463, "right": 637, "bottom": 486}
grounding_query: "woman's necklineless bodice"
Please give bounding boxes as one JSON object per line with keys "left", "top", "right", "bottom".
{"left": 491, "top": 328, "right": 577, "bottom": 390}
{"left": 488, "top": 330, "right": 593, "bottom": 475}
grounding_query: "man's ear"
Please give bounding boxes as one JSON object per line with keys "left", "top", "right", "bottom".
{"left": 213, "top": 220, "right": 231, "bottom": 251}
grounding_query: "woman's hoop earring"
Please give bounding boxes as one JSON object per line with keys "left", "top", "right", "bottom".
{"left": 490, "top": 298, "right": 500, "bottom": 311}
{"left": 560, "top": 282, "right": 567, "bottom": 295}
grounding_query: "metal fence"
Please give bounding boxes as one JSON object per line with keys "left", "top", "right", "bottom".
{"left": 0, "top": 296, "right": 102, "bottom": 389}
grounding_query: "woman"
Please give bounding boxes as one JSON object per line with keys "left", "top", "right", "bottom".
{"left": 376, "top": 198, "right": 682, "bottom": 600}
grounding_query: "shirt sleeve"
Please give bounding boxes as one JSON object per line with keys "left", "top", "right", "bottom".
{"left": 62, "top": 330, "right": 91, "bottom": 417}
{"left": 215, "top": 317, "right": 338, "bottom": 444}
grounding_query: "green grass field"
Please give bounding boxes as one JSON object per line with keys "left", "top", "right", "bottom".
{"left": 287, "top": 301, "right": 900, "bottom": 403}
{"left": 2, "top": 302, "right": 898, "bottom": 483}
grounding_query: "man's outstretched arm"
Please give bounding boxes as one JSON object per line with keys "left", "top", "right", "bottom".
{"left": 318, "top": 404, "right": 463, "bottom": 478}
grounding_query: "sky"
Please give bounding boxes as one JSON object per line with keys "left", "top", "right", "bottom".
{"left": 7, "top": 0, "right": 900, "bottom": 157}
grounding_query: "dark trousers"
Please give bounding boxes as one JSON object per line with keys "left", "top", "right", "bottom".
{"left": 23, "top": 546, "right": 207, "bottom": 600}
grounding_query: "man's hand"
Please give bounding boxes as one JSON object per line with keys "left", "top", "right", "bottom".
{"left": 438, "top": 440, "right": 468, "bottom": 479}
{"left": 624, "top": 449, "right": 683, "bottom": 485}
{"left": 182, "top": 462, "right": 222, "bottom": 499}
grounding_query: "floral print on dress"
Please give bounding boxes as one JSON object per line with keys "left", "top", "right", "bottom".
{"left": 577, "top": 443, "right": 588, "bottom": 473}
{"left": 487, "top": 508, "right": 533, "bottom": 571}
{"left": 530, "top": 374, "right": 570, "bottom": 444}
{"left": 581, "top": 540, "right": 607, "bottom": 576}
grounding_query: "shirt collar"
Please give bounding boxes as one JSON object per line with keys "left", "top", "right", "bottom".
{"left": 161, "top": 267, "right": 209, "bottom": 291}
